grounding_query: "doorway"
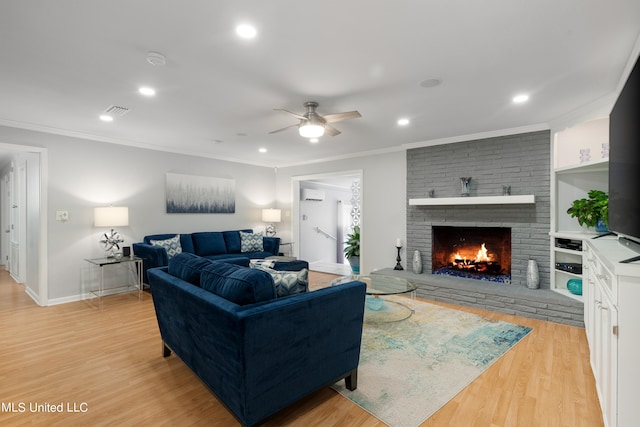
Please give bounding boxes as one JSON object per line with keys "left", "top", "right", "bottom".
{"left": 292, "top": 171, "right": 362, "bottom": 275}
{"left": 0, "top": 143, "right": 47, "bottom": 305}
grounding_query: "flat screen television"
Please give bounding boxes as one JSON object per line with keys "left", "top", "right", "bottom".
{"left": 608, "top": 54, "right": 640, "bottom": 263}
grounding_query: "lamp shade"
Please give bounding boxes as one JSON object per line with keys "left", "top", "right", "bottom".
{"left": 94, "top": 207, "right": 129, "bottom": 227}
{"left": 261, "top": 208, "right": 281, "bottom": 223}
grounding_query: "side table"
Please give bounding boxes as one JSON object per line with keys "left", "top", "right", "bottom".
{"left": 84, "top": 256, "right": 143, "bottom": 309}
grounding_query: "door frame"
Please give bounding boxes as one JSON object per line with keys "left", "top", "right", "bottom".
{"left": 0, "top": 142, "right": 48, "bottom": 305}
{"left": 291, "top": 170, "right": 362, "bottom": 270}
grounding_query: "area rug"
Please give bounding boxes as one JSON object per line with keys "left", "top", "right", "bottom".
{"left": 331, "top": 296, "right": 532, "bottom": 427}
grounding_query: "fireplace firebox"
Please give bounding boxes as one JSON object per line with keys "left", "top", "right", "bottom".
{"left": 432, "top": 226, "right": 511, "bottom": 283}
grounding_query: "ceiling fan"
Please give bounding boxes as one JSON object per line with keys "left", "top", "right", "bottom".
{"left": 269, "top": 101, "right": 361, "bottom": 138}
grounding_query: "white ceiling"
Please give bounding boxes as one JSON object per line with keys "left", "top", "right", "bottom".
{"left": 1, "top": 1, "right": 639, "bottom": 168}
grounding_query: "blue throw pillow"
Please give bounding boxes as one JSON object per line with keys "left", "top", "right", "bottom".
{"left": 200, "top": 261, "right": 276, "bottom": 305}
{"left": 192, "top": 232, "right": 227, "bottom": 256}
{"left": 168, "top": 253, "right": 212, "bottom": 286}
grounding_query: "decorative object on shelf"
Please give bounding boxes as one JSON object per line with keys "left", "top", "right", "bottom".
{"left": 428, "top": 189, "right": 435, "bottom": 198}
{"left": 526, "top": 259, "right": 540, "bottom": 289}
{"left": 344, "top": 225, "right": 360, "bottom": 274}
{"left": 567, "top": 278, "right": 583, "bottom": 295}
{"left": 94, "top": 206, "right": 129, "bottom": 258}
{"left": 579, "top": 148, "right": 591, "bottom": 163}
{"left": 595, "top": 218, "right": 608, "bottom": 233}
{"left": 412, "top": 250, "right": 422, "bottom": 274}
{"left": 566, "top": 189, "right": 609, "bottom": 231}
{"left": 502, "top": 185, "right": 511, "bottom": 196}
{"left": 601, "top": 142, "right": 609, "bottom": 159}
{"left": 460, "top": 177, "right": 472, "bottom": 197}
{"left": 261, "top": 208, "right": 281, "bottom": 236}
{"left": 394, "top": 238, "right": 404, "bottom": 270}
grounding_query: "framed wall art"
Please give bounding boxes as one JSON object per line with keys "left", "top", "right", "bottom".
{"left": 166, "top": 173, "right": 235, "bottom": 213}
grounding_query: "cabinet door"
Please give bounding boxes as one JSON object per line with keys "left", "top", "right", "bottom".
{"left": 594, "top": 283, "right": 618, "bottom": 427}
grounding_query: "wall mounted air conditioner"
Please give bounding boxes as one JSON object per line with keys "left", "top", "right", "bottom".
{"left": 302, "top": 188, "right": 325, "bottom": 201}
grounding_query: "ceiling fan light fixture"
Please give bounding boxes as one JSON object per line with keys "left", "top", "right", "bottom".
{"left": 299, "top": 123, "right": 325, "bottom": 138}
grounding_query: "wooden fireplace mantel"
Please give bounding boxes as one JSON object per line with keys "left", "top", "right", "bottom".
{"left": 409, "top": 195, "right": 535, "bottom": 206}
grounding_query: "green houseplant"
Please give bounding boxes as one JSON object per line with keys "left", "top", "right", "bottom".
{"left": 566, "top": 189, "right": 609, "bottom": 231}
{"left": 344, "top": 225, "right": 360, "bottom": 274}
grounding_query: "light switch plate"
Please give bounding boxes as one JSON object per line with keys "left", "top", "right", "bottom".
{"left": 56, "top": 210, "right": 69, "bottom": 221}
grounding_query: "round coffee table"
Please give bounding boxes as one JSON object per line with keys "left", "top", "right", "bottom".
{"left": 331, "top": 275, "right": 417, "bottom": 322}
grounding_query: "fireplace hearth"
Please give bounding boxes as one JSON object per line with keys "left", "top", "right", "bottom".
{"left": 432, "top": 226, "right": 511, "bottom": 283}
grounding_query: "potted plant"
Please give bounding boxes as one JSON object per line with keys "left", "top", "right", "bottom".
{"left": 566, "top": 189, "right": 609, "bottom": 232}
{"left": 344, "top": 225, "right": 360, "bottom": 274}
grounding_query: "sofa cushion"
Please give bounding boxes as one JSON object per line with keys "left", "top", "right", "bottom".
{"left": 263, "top": 267, "right": 309, "bottom": 297}
{"left": 192, "top": 232, "right": 227, "bottom": 256}
{"left": 168, "top": 253, "right": 212, "bottom": 286}
{"left": 200, "top": 261, "right": 276, "bottom": 305}
{"left": 150, "top": 235, "right": 183, "bottom": 259}
{"left": 240, "top": 231, "right": 264, "bottom": 252}
{"left": 223, "top": 229, "right": 252, "bottom": 254}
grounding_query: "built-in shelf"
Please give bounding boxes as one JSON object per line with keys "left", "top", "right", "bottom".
{"left": 555, "top": 158, "right": 608, "bottom": 174}
{"left": 409, "top": 195, "right": 535, "bottom": 206}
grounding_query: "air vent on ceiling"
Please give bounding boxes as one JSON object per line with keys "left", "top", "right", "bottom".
{"left": 104, "top": 105, "right": 130, "bottom": 117}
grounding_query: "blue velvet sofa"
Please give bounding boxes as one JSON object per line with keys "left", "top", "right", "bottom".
{"left": 133, "top": 229, "right": 280, "bottom": 283}
{"left": 148, "top": 254, "right": 366, "bottom": 427}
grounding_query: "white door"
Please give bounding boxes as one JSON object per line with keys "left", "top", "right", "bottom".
{"left": 9, "top": 162, "right": 26, "bottom": 283}
{"left": 1, "top": 174, "right": 9, "bottom": 269}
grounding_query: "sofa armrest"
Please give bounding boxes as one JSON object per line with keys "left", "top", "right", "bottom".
{"left": 263, "top": 237, "right": 280, "bottom": 256}
{"left": 132, "top": 243, "right": 168, "bottom": 283}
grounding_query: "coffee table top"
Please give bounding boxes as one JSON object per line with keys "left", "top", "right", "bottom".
{"left": 331, "top": 275, "right": 417, "bottom": 296}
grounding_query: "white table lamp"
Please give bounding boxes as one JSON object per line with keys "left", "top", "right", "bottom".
{"left": 262, "top": 208, "right": 281, "bottom": 237}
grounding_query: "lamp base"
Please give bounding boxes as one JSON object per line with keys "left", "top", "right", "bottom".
{"left": 265, "top": 224, "right": 277, "bottom": 237}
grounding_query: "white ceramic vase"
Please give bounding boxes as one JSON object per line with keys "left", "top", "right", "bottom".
{"left": 412, "top": 250, "right": 422, "bottom": 274}
{"left": 526, "top": 259, "right": 540, "bottom": 289}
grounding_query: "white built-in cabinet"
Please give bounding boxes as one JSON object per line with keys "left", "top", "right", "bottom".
{"left": 584, "top": 237, "right": 640, "bottom": 427}
{"left": 550, "top": 117, "right": 609, "bottom": 301}
{"left": 552, "top": 116, "right": 640, "bottom": 426}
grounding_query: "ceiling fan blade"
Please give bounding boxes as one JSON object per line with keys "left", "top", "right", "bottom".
{"left": 269, "top": 123, "right": 299, "bottom": 134}
{"left": 322, "top": 111, "right": 361, "bottom": 123}
{"left": 324, "top": 124, "right": 341, "bottom": 137}
{"left": 273, "top": 108, "right": 306, "bottom": 120}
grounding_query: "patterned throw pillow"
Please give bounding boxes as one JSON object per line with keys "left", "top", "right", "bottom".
{"left": 240, "top": 231, "right": 264, "bottom": 252}
{"left": 150, "top": 235, "right": 182, "bottom": 259}
{"left": 255, "top": 266, "right": 309, "bottom": 297}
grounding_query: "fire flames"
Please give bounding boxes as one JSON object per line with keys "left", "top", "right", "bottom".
{"left": 449, "top": 243, "right": 500, "bottom": 273}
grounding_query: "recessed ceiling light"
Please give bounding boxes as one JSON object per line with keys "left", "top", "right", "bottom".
{"left": 513, "top": 94, "right": 529, "bottom": 103}
{"left": 139, "top": 87, "right": 156, "bottom": 96}
{"left": 259, "top": 147, "right": 267, "bottom": 153}
{"left": 236, "top": 24, "right": 257, "bottom": 39}
{"left": 309, "top": 138, "right": 319, "bottom": 143}
{"left": 99, "top": 115, "right": 113, "bottom": 122}
{"left": 397, "top": 118, "right": 410, "bottom": 126}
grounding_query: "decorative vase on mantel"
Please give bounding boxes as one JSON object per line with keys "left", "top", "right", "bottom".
{"left": 460, "top": 177, "right": 472, "bottom": 197}
{"left": 526, "top": 259, "right": 540, "bottom": 289}
{"left": 412, "top": 250, "right": 423, "bottom": 274}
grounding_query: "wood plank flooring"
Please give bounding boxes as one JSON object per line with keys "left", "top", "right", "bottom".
{"left": 0, "top": 269, "right": 603, "bottom": 426}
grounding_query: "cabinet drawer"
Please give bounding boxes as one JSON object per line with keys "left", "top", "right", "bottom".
{"left": 585, "top": 246, "right": 616, "bottom": 301}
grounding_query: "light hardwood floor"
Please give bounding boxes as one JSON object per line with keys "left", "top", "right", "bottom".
{"left": 0, "top": 269, "right": 603, "bottom": 426}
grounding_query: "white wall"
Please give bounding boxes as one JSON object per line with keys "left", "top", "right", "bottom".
{"left": 276, "top": 150, "right": 407, "bottom": 274}
{"left": 0, "top": 125, "right": 277, "bottom": 303}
